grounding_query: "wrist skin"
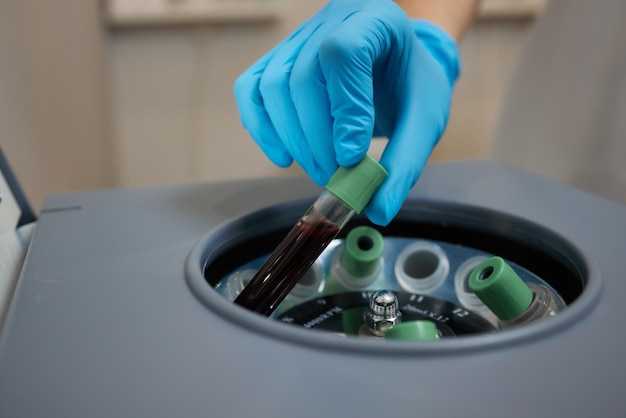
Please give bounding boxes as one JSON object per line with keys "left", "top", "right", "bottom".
{"left": 394, "top": 0, "right": 481, "bottom": 42}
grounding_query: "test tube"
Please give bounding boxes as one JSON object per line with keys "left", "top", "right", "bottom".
{"left": 385, "top": 320, "right": 441, "bottom": 342}
{"left": 234, "top": 156, "right": 388, "bottom": 316}
{"left": 468, "top": 256, "right": 565, "bottom": 329}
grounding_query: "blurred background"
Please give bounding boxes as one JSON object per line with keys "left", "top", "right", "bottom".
{"left": 0, "top": 0, "right": 544, "bottom": 211}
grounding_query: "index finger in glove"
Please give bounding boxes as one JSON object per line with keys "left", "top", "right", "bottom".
{"left": 234, "top": 52, "right": 294, "bottom": 168}
{"left": 318, "top": 11, "right": 399, "bottom": 168}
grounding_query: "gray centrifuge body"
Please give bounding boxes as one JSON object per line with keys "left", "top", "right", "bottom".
{"left": 0, "top": 161, "right": 624, "bottom": 417}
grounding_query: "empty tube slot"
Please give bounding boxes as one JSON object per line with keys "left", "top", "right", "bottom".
{"left": 394, "top": 241, "right": 449, "bottom": 294}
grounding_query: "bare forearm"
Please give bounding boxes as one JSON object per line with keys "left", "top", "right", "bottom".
{"left": 395, "top": 0, "right": 482, "bottom": 41}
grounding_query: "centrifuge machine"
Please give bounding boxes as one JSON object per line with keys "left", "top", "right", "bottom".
{"left": 0, "top": 161, "right": 624, "bottom": 417}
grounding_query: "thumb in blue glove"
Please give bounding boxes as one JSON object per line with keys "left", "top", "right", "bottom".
{"left": 234, "top": 0, "right": 460, "bottom": 225}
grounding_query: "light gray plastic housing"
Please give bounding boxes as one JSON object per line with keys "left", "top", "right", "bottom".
{"left": 0, "top": 161, "right": 623, "bottom": 418}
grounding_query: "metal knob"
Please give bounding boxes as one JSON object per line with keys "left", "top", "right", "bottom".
{"left": 364, "top": 290, "right": 402, "bottom": 336}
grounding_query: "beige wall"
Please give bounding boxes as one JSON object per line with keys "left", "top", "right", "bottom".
{"left": 434, "top": 18, "right": 535, "bottom": 160}
{"left": 107, "top": 2, "right": 324, "bottom": 189}
{"left": 0, "top": 1, "right": 538, "bottom": 211}
{"left": 0, "top": 1, "right": 113, "bottom": 211}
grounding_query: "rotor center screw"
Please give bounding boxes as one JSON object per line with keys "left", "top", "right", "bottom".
{"left": 364, "top": 290, "right": 402, "bottom": 336}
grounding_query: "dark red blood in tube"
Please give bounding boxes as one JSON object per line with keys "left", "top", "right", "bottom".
{"left": 234, "top": 219, "right": 340, "bottom": 316}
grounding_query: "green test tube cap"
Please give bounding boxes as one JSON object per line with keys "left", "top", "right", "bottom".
{"left": 468, "top": 256, "right": 534, "bottom": 321}
{"left": 325, "top": 155, "right": 388, "bottom": 214}
{"left": 385, "top": 320, "right": 440, "bottom": 342}
{"left": 342, "top": 306, "right": 367, "bottom": 336}
{"left": 342, "top": 226, "right": 385, "bottom": 277}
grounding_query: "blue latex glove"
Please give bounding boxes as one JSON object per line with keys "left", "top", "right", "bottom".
{"left": 234, "top": 0, "right": 460, "bottom": 225}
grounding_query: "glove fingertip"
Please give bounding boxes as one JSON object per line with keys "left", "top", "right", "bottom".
{"left": 310, "top": 168, "right": 331, "bottom": 187}
{"left": 335, "top": 139, "right": 370, "bottom": 168}
{"left": 266, "top": 149, "right": 293, "bottom": 168}
{"left": 364, "top": 194, "right": 396, "bottom": 227}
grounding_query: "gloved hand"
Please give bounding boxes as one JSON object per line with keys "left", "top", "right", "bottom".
{"left": 234, "top": 0, "right": 460, "bottom": 225}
